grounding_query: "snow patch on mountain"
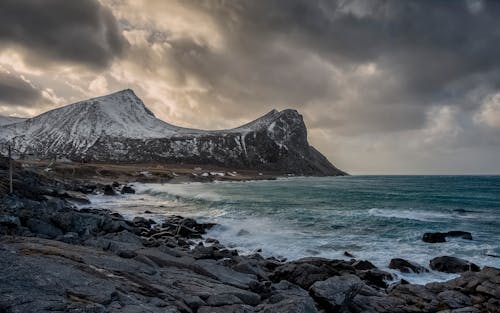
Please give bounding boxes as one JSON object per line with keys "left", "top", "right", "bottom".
{"left": 0, "top": 116, "right": 27, "bottom": 127}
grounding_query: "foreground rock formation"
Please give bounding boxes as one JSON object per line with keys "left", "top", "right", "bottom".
{"left": 0, "top": 89, "right": 345, "bottom": 176}
{"left": 1, "top": 160, "right": 499, "bottom": 313}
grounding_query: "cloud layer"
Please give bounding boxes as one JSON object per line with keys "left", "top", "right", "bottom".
{"left": 0, "top": 0, "right": 499, "bottom": 173}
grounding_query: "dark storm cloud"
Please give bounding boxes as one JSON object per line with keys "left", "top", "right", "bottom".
{"left": 156, "top": 0, "right": 500, "bottom": 132}
{"left": 0, "top": 71, "right": 41, "bottom": 106}
{"left": 0, "top": 0, "right": 127, "bottom": 68}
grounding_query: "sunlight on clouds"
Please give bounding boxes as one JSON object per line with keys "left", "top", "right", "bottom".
{"left": 0, "top": 50, "right": 43, "bottom": 76}
{"left": 88, "top": 76, "right": 109, "bottom": 95}
{"left": 106, "top": 0, "right": 226, "bottom": 51}
{"left": 474, "top": 92, "right": 500, "bottom": 128}
{"left": 422, "top": 106, "right": 462, "bottom": 144}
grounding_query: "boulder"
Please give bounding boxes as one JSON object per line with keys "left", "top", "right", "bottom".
{"left": 437, "top": 290, "right": 472, "bottom": 309}
{"left": 26, "top": 218, "right": 63, "bottom": 238}
{"left": 430, "top": 256, "right": 480, "bottom": 273}
{"left": 103, "top": 185, "right": 116, "bottom": 196}
{"left": 423, "top": 232, "right": 447, "bottom": 243}
{"left": 270, "top": 258, "right": 355, "bottom": 289}
{"left": 256, "top": 281, "right": 319, "bottom": 313}
{"left": 309, "top": 274, "right": 372, "bottom": 312}
{"left": 121, "top": 185, "right": 135, "bottom": 194}
{"left": 389, "top": 258, "right": 429, "bottom": 273}
{"left": 423, "top": 231, "right": 473, "bottom": 243}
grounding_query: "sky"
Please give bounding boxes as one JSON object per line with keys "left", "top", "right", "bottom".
{"left": 0, "top": 0, "right": 499, "bottom": 174}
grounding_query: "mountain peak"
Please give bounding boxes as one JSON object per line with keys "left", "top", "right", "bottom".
{"left": 111, "top": 88, "right": 136, "bottom": 97}
{"left": 0, "top": 91, "right": 345, "bottom": 175}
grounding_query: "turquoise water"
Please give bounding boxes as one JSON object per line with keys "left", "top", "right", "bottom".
{"left": 89, "top": 176, "right": 500, "bottom": 283}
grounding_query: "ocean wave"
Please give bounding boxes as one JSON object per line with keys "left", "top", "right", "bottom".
{"left": 367, "top": 208, "right": 474, "bottom": 222}
{"left": 134, "top": 183, "right": 224, "bottom": 202}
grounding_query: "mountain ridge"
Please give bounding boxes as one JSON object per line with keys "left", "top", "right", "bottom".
{"left": 0, "top": 89, "right": 346, "bottom": 176}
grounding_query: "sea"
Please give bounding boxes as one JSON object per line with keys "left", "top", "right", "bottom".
{"left": 86, "top": 175, "right": 500, "bottom": 284}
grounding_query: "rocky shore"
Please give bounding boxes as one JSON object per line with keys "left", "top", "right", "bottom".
{"left": 1, "top": 159, "right": 499, "bottom": 312}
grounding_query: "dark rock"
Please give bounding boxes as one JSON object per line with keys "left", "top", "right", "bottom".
{"left": 206, "top": 294, "right": 244, "bottom": 306}
{"left": 423, "top": 232, "right": 447, "bottom": 243}
{"left": 56, "top": 232, "right": 81, "bottom": 245}
{"left": 256, "top": 281, "right": 319, "bottom": 313}
{"left": 103, "top": 185, "right": 116, "bottom": 196}
{"left": 446, "top": 231, "right": 473, "bottom": 240}
{"left": 352, "top": 260, "right": 376, "bottom": 271}
{"left": 0, "top": 215, "right": 21, "bottom": 227}
{"left": 26, "top": 218, "right": 63, "bottom": 238}
{"left": 132, "top": 216, "right": 155, "bottom": 228}
{"left": 117, "top": 250, "right": 138, "bottom": 259}
{"left": 309, "top": 274, "right": 376, "bottom": 312}
{"left": 231, "top": 257, "right": 269, "bottom": 280}
{"left": 121, "top": 185, "right": 135, "bottom": 194}
{"left": 389, "top": 258, "right": 429, "bottom": 273}
{"left": 357, "top": 269, "right": 393, "bottom": 289}
{"left": 344, "top": 251, "right": 354, "bottom": 257}
{"left": 270, "top": 257, "right": 355, "bottom": 289}
{"left": 423, "top": 231, "right": 473, "bottom": 243}
{"left": 183, "top": 295, "right": 206, "bottom": 310}
{"left": 197, "top": 304, "right": 255, "bottom": 313}
{"left": 192, "top": 245, "right": 217, "bottom": 260}
{"left": 430, "top": 256, "right": 480, "bottom": 273}
{"left": 437, "top": 290, "right": 472, "bottom": 309}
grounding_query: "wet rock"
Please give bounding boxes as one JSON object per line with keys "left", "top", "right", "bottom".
{"left": 352, "top": 260, "right": 376, "bottom": 270}
{"left": 357, "top": 269, "right": 393, "bottom": 289}
{"left": 446, "top": 231, "right": 473, "bottom": 240}
{"left": 192, "top": 244, "right": 217, "bottom": 260}
{"left": 389, "top": 258, "right": 429, "bottom": 273}
{"left": 120, "top": 185, "right": 135, "bottom": 194}
{"left": 430, "top": 256, "right": 480, "bottom": 273}
{"left": 132, "top": 216, "right": 155, "bottom": 228}
{"left": 423, "top": 231, "right": 473, "bottom": 243}
{"left": 423, "top": 232, "right": 447, "bottom": 243}
{"left": 103, "top": 185, "right": 116, "bottom": 196}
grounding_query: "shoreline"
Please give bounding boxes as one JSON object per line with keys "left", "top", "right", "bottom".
{"left": 1, "top": 161, "right": 499, "bottom": 312}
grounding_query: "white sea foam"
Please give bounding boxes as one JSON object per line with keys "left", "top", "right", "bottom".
{"left": 368, "top": 208, "right": 478, "bottom": 222}
{"left": 83, "top": 178, "right": 500, "bottom": 285}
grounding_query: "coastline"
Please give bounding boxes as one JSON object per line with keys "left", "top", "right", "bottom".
{"left": 1, "top": 161, "right": 499, "bottom": 312}
{"left": 2, "top": 194, "right": 500, "bottom": 313}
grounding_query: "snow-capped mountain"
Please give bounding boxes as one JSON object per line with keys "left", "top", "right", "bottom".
{"left": 0, "top": 116, "right": 26, "bottom": 127}
{"left": 0, "top": 89, "right": 345, "bottom": 175}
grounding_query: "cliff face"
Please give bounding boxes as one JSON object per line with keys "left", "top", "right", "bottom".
{"left": 0, "top": 89, "right": 346, "bottom": 176}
